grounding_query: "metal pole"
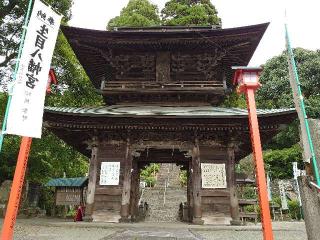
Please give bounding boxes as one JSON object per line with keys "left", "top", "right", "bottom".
{"left": 0, "top": 137, "right": 33, "bottom": 240}
{"left": 0, "top": 0, "right": 33, "bottom": 154}
{"left": 245, "top": 88, "right": 274, "bottom": 240}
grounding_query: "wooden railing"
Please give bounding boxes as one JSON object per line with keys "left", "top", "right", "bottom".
{"left": 102, "top": 80, "right": 224, "bottom": 90}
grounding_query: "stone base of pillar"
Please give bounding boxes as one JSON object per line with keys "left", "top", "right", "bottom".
{"left": 192, "top": 217, "right": 204, "bottom": 225}
{"left": 119, "top": 217, "right": 131, "bottom": 223}
{"left": 83, "top": 215, "right": 93, "bottom": 222}
{"left": 230, "top": 219, "right": 242, "bottom": 226}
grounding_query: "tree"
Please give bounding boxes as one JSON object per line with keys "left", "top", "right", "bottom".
{"left": 107, "top": 0, "right": 161, "bottom": 30}
{"left": 257, "top": 48, "right": 320, "bottom": 118}
{"left": 0, "top": 1, "right": 103, "bottom": 185}
{"left": 254, "top": 48, "right": 320, "bottom": 179}
{"left": 0, "top": 0, "right": 73, "bottom": 90}
{"left": 161, "top": 0, "right": 221, "bottom": 26}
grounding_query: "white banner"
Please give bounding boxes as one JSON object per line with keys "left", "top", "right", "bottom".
{"left": 99, "top": 162, "right": 120, "bottom": 186}
{"left": 6, "top": 0, "right": 62, "bottom": 138}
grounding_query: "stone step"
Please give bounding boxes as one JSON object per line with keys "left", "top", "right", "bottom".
{"left": 92, "top": 210, "right": 120, "bottom": 223}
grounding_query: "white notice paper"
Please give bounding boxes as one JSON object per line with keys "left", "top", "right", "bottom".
{"left": 99, "top": 162, "right": 120, "bottom": 186}
{"left": 6, "top": 0, "right": 62, "bottom": 138}
{"left": 201, "top": 163, "right": 227, "bottom": 189}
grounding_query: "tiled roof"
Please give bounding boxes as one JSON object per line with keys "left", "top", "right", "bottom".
{"left": 46, "top": 177, "right": 88, "bottom": 187}
{"left": 45, "top": 105, "right": 296, "bottom": 118}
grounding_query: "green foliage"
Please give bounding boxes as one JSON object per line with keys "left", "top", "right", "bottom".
{"left": 288, "top": 200, "right": 302, "bottom": 220}
{"left": 240, "top": 186, "right": 256, "bottom": 199}
{"left": 0, "top": 0, "right": 73, "bottom": 89}
{"left": 264, "top": 121, "right": 300, "bottom": 150}
{"left": 255, "top": 48, "right": 320, "bottom": 180}
{"left": 179, "top": 170, "right": 187, "bottom": 187}
{"left": 140, "top": 163, "right": 160, "bottom": 187}
{"left": 107, "top": 0, "right": 161, "bottom": 30}
{"left": 258, "top": 48, "right": 320, "bottom": 118}
{"left": 263, "top": 144, "right": 303, "bottom": 179}
{"left": 220, "top": 92, "right": 247, "bottom": 108}
{"left": 161, "top": 0, "right": 221, "bottom": 26}
{"left": 0, "top": 129, "right": 89, "bottom": 184}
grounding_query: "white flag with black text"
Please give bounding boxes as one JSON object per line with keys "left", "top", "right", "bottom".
{"left": 6, "top": 0, "right": 62, "bottom": 138}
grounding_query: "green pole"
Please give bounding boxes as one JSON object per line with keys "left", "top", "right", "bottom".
{"left": 0, "top": 0, "right": 34, "bottom": 154}
{"left": 285, "top": 24, "right": 320, "bottom": 186}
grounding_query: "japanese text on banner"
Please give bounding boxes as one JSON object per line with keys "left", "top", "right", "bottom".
{"left": 6, "top": 0, "right": 62, "bottom": 138}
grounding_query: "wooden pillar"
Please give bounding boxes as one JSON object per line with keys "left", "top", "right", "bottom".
{"left": 192, "top": 138, "right": 204, "bottom": 224}
{"left": 84, "top": 138, "right": 99, "bottom": 221}
{"left": 187, "top": 162, "right": 193, "bottom": 222}
{"left": 120, "top": 138, "right": 133, "bottom": 222}
{"left": 227, "top": 143, "right": 241, "bottom": 225}
{"left": 130, "top": 160, "right": 139, "bottom": 221}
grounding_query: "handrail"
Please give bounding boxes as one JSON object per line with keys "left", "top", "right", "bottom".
{"left": 163, "top": 179, "right": 167, "bottom": 206}
{"left": 138, "top": 187, "right": 145, "bottom": 205}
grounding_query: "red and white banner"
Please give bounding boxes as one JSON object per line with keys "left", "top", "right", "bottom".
{"left": 6, "top": 0, "right": 62, "bottom": 138}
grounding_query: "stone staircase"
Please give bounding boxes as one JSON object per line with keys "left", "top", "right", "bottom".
{"left": 141, "top": 164, "right": 187, "bottom": 222}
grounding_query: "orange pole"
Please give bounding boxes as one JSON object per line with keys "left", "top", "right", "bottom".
{"left": 245, "top": 88, "right": 273, "bottom": 240}
{"left": 1, "top": 137, "right": 32, "bottom": 240}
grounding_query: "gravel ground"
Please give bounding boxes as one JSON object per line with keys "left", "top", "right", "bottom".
{"left": 0, "top": 219, "right": 308, "bottom": 240}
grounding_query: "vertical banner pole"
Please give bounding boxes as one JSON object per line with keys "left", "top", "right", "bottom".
{"left": 246, "top": 89, "right": 273, "bottom": 240}
{"left": 0, "top": 0, "right": 33, "bottom": 154}
{"left": 0, "top": 137, "right": 32, "bottom": 240}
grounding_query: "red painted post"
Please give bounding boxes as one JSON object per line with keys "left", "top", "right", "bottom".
{"left": 0, "top": 137, "right": 32, "bottom": 240}
{"left": 246, "top": 89, "right": 273, "bottom": 240}
{"left": 233, "top": 67, "right": 273, "bottom": 240}
{"left": 1, "top": 71, "right": 56, "bottom": 239}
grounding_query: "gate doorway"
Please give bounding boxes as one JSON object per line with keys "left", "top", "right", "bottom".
{"left": 131, "top": 148, "right": 192, "bottom": 222}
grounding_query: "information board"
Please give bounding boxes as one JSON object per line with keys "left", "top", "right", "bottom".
{"left": 201, "top": 163, "right": 227, "bottom": 189}
{"left": 99, "top": 162, "right": 120, "bottom": 186}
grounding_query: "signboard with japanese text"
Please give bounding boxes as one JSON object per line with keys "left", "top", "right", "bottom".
{"left": 56, "top": 187, "right": 82, "bottom": 206}
{"left": 99, "top": 162, "right": 120, "bottom": 186}
{"left": 201, "top": 163, "right": 227, "bottom": 189}
{"left": 6, "top": 0, "right": 62, "bottom": 138}
{"left": 278, "top": 180, "right": 288, "bottom": 210}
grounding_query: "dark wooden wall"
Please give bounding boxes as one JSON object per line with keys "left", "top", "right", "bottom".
{"left": 93, "top": 143, "right": 126, "bottom": 221}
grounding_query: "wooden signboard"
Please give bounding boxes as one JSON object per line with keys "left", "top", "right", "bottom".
{"left": 56, "top": 187, "right": 82, "bottom": 206}
{"left": 99, "top": 162, "right": 120, "bottom": 186}
{"left": 201, "top": 163, "right": 227, "bottom": 189}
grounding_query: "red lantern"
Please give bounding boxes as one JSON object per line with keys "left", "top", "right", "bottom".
{"left": 232, "top": 66, "right": 262, "bottom": 93}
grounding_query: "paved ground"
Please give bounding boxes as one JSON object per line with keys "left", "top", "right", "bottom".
{"left": 0, "top": 218, "right": 307, "bottom": 240}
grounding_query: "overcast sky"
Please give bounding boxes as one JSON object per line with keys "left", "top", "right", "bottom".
{"left": 69, "top": 0, "right": 320, "bottom": 66}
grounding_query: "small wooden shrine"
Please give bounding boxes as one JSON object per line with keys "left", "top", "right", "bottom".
{"left": 46, "top": 177, "right": 88, "bottom": 206}
{"left": 43, "top": 23, "right": 296, "bottom": 224}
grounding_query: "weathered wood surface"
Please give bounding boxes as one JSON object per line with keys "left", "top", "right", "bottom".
{"left": 192, "top": 139, "right": 203, "bottom": 224}
{"left": 120, "top": 139, "right": 133, "bottom": 222}
{"left": 200, "top": 189, "right": 230, "bottom": 197}
{"left": 84, "top": 142, "right": 99, "bottom": 221}
{"left": 308, "top": 119, "right": 320, "bottom": 176}
{"left": 130, "top": 160, "right": 140, "bottom": 220}
{"left": 227, "top": 145, "right": 240, "bottom": 224}
{"left": 298, "top": 176, "right": 320, "bottom": 240}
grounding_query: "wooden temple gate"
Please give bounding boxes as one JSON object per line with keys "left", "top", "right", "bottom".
{"left": 43, "top": 23, "right": 296, "bottom": 224}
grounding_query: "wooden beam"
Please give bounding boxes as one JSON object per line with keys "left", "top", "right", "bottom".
{"left": 191, "top": 138, "right": 204, "bottom": 224}
{"left": 84, "top": 138, "right": 99, "bottom": 221}
{"left": 227, "top": 142, "right": 241, "bottom": 225}
{"left": 120, "top": 138, "right": 133, "bottom": 222}
{"left": 156, "top": 52, "right": 171, "bottom": 83}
